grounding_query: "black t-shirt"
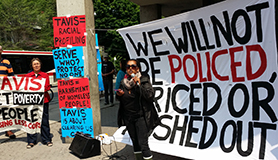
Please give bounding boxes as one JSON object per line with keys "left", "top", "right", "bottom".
{"left": 102, "top": 61, "right": 115, "bottom": 80}
{"left": 122, "top": 86, "right": 142, "bottom": 117}
{"left": 120, "top": 76, "right": 143, "bottom": 118}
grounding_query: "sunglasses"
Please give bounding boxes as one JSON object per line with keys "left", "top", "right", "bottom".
{"left": 126, "top": 64, "right": 137, "bottom": 69}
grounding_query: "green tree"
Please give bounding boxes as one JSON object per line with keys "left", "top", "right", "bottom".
{"left": 34, "top": 0, "right": 57, "bottom": 51}
{"left": 0, "top": 0, "right": 56, "bottom": 51}
{"left": 94, "top": 0, "right": 140, "bottom": 61}
{"left": 0, "top": 0, "right": 139, "bottom": 56}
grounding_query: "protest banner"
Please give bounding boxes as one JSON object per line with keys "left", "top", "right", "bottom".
{"left": 52, "top": 46, "right": 84, "bottom": 79}
{"left": 53, "top": 15, "right": 86, "bottom": 47}
{"left": 0, "top": 77, "right": 45, "bottom": 134}
{"left": 116, "top": 0, "right": 278, "bottom": 159}
{"left": 60, "top": 108, "right": 93, "bottom": 138}
{"left": 58, "top": 78, "right": 91, "bottom": 109}
{"left": 58, "top": 78, "right": 93, "bottom": 137}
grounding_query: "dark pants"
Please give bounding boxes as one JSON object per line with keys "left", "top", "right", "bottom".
{"left": 27, "top": 103, "right": 51, "bottom": 144}
{"left": 103, "top": 79, "right": 113, "bottom": 104}
{"left": 124, "top": 117, "right": 152, "bottom": 158}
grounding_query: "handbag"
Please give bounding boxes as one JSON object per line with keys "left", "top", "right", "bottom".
{"left": 69, "top": 132, "right": 101, "bottom": 158}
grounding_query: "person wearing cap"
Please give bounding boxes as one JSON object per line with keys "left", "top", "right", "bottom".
{"left": 0, "top": 45, "right": 16, "bottom": 139}
{"left": 101, "top": 53, "right": 115, "bottom": 105}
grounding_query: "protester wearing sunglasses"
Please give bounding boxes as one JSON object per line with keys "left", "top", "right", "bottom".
{"left": 116, "top": 59, "right": 160, "bottom": 160}
{"left": 126, "top": 64, "right": 137, "bottom": 70}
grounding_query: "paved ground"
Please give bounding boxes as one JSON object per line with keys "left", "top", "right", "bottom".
{"left": 0, "top": 83, "right": 187, "bottom": 160}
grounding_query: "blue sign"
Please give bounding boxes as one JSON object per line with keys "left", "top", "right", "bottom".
{"left": 97, "top": 63, "right": 104, "bottom": 91}
{"left": 52, "top": 46, "right": 84, "bottom": 79}
{"left": 96, "top": 34, "right": 101, "bottom": 63}
{"left": 96, "top": 34, "right": 104, "bottom": 91}
{"left": 60, "top": 108, "right": 94, "bottom": 138}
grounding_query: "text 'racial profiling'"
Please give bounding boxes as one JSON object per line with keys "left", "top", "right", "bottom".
{"left": 53, "top": 15, "right": 86, "bottom": 47}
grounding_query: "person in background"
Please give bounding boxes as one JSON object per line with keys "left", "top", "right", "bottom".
{"left": 114, "top": 59, "right": 126, "bottom": 95}
{"left": 116, "top": 59, "right": 160, "bottom": 160}
{"left": 101, "top": 53, "right": 115, "bottom": 105}
{"left": 0, "top": 45, "right": 16, "bottom": 139}
{"left": 25, "top": 58, "right": 53, "bottom": 149}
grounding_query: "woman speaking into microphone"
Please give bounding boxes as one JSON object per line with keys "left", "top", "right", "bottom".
{"left": 116, "top": 59, "right": 160, "bottom": 160}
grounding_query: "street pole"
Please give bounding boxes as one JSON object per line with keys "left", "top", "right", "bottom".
{"left": 56, "top": 0, "right": 102, "bottom": 138}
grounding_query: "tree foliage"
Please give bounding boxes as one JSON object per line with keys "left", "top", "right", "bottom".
{"left": 0, "top": 0, "right": 139, "bottom": 62}
{"left": 93, "top": 0, "right": 140, "bottom": 61}
{"left": 0, "top": 0, "right": 56, "bottom": 51}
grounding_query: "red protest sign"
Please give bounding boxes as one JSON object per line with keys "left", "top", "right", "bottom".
{"left": 58, "top": 78, "right": 91, "bottom": 108}
{"left": 53, "top": 15, "right": 86, "bottom": 47}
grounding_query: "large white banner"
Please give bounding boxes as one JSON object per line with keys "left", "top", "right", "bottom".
{"left": 0, "top": 77, "right": 45, "bottom": 134}
{"left": 116, "top": 0, "right": 278, "bottom": 159}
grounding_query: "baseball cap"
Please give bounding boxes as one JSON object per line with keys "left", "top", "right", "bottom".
{"left": 103, "top": 53, "right": 108, "bottom": 58}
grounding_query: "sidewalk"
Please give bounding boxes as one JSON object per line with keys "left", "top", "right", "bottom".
{"left": 0, "top": 84, "right": 186, "bottom": 160}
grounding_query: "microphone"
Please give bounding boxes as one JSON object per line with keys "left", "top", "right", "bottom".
{"left": 131, "top": 73, "right": 139, "bottom": 86}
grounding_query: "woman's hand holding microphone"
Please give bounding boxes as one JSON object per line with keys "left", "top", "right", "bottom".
{"left": 131, "top": 73, "right": 140, "bottom": 86}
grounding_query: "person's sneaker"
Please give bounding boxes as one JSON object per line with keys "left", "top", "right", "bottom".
{"left": 5, "top": 130, "right": 16, "bottom": 139}
{"left": 104, "top": 102, "right": 109, "bottom": 105}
